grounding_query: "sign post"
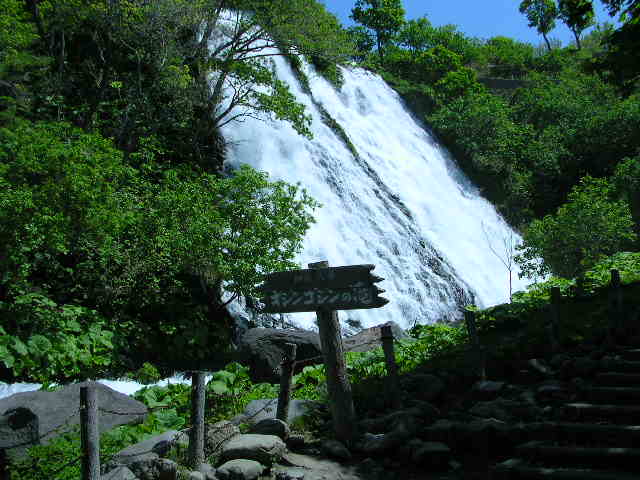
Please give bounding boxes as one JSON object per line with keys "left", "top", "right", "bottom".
{"left": 258, "top": 261, "right": 388, "bottom": 445}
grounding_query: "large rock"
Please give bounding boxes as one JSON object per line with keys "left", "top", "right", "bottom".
{"left": 206, "top": 420, "right": 241, "bottom": 455}
{"left": 275, "top": 452, "right": 363, "bottom": 480}
{"left": 236, "top": 328, "right": 323, "bottom": 383}
{"left": 104, "top": 430, "right": 186, "bottom": 479}
{"left": 342, "top": 321, "right": 414, "bottom": 353}
{"left": 220, "top": 433, "right": 287, "bottom": 466}
{"left": 229, "top": 398, "right": 325, "bottom": 427}
{"left": 0, "top": 381, "right": 147, "bottom": 460}
{"left": 216, "top": 459, "right": 264, "bottom": 480}
{"left": 101, "top": 465, "right": 138, "bottom": 480}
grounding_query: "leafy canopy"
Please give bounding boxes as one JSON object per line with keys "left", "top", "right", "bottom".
{"left": 350, "top": 0, "right": 406, "bottom": 60}
{"left": 0, "top": 119, "right": 320, "bottom": 383}
{"left": 515, "top": 176, "right": 637, "bottom": 279}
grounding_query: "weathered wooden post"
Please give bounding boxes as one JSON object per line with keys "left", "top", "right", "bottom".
{"left": 463, "top": 310, "right": 486, "bottom": 381}
{"left": 380, "top": 325, "right": 402, "bottom": 409}
{"left": 308, "top": 260, "right": 358, "bottom": 445}
{"left": 276, "top": 343, "right": 297, "bottom": 422}
{"left": 258, "top": 261, "right": 388, "bottom": 446}
{"left": 549, "top": 287, "right": 561, "bottom": 355}
{"left": 188, "top": 371, "right": 206, "bottom": 470}
{"left": 80, "top": 385, "right": 100, "bottom": 480}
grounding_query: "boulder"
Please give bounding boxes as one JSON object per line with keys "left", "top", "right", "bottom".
{"left": 196, "top": 463, "right": 217, "bottom": 480}
{"left": 236, "top": 328, "right": 322, "bottom": 383}
{"left": 220, "top": 433, "right": 287, "bottom": 466}
{"left": 0, "top": 381, "right": 147, "bottom": 460}
{"left": 411, "top": 441, "right": 451, "bottom": 470}
{"left": 249, "top": 418, "right": 289, "bottom": 440}
{"left": 104, "top": 430, "right": 185, "bottom": 479}
{"left": 216, "top": 459, "right": 264, "bottom": 480}
{"left": 101, "top": 465, "right": 137, "bottom": 480}
{"left": 535, "top": 380, "right": 573, "bottom": 404}
{"left": 321, "top": 439, "right": 351, "bottom": 460}
{"left": 342, "top": 321, "right": 414, "bottom": 353}
{"left": 206, "top": 420, "right": 241, "bottom": 455}
{"left": 471, "top": 380, "right": 506, "bottom": 401}
{"left": 229, "top": 398, "right": 325, "bottom": 427}
{"left": 285, "top": 433, "right": 306, "bottom": 451}
{"left": 398, "top": 374, "right": 444, "bottom": 403}
{"left": 276, "top": 452, "right": 363, "bottom": 480}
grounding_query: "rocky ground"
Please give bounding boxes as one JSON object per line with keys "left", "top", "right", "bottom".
{"left": 5, "top": 323, "right": 640, "bottom": 480}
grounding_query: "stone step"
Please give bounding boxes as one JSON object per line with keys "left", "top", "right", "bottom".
{"left": 543, "top": 422, "right": 640, "bottom": 445}
{"left": 515, "top": 440, "right": 640, "bottom": 471}
{"left": 595, "top": 359, "right": 640, "bottom": 373}
{"left": 620, "top": 348, "right": 640, "bottom": 361}
{"left": 492, "top": 458, "right": 640, "bottom": 480}
{"left": 594, "top": 372, "right": 640, "bottom": 386}
{"left": 583, "top": 386, "right": 640, "bottom": 404}
{"left": 561, "top": 402, "right": 640, "bottom": 423}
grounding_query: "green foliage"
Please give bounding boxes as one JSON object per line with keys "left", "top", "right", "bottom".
{"left": 0, "top": 118, "right": 319, "bottom": 382}
{"left": 558, "top": 0, "right": 595, "bottom": 48}
{"left": 0, "top": 295, "right": 114, "bottom": 385}
{"left": 515, "top": 177, "right": 637, "bottom": 279}
{"left": 350, "top": 0, "right": 406, "bottom": 60}
{"left": 480, "top": 36, "right": 535, "bottom": 78}
{"left": 398, "top": 324, "right": 468, "bottom": 372}
{"left": 7, "top": 406, "right": 182, "bottom": 480}
{"left": 519, "top": 0, "right": 559, "bottom": 51}
{"left": 397, "top": 16, "right": 433, "bottom": 55}
{"left": 123, "top": 362, "right": 163, "bottom": 385}
{"left": 291, "top": 364, "right": 328, "bottom": 401}
{"left": 585, "top": 251, "right": 640, "bottom": 285}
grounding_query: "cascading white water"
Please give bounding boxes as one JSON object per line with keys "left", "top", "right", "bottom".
{"left": 223, "top": 54, "right": 531, "bottom": 331}
{"left": 0, "top": 14, "right": 534, "bottom": 400}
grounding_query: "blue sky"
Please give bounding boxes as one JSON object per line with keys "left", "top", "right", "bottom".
{"left": 318, "top": 0, "right": 620, "bottom": 47}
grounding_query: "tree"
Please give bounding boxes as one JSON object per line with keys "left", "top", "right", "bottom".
{"left": 11, "top": 0, "right": 353, "bottom": 172}
{"left": 596, "top": 0, "right": 640, "bottom": 92}
{"left": 519, "top": 0, "right": 559, "bottom": 52}
{"left": 515, "top": 176, "right": 637, "bottom": 279}
{"left": 0, "top": 119, "right": 320, "bottom": 383}
{"left": 481, "top": 222, "right": 520, "bottom": 302}
{"left": 481, "top": 36, "right": 535, "bottom": 78}
{"left": 345, "top": 25, "right": 376, "bottom": 62}
{"left": 350, "top": 0, "right": 406, "bottom": 62}
{"left": 397, "top": 16, "right": 432, "bottom": 56}
{"left": 558, "top": 0, "right": 595, "bottom": 49}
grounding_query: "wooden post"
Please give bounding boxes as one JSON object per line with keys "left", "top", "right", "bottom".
{"left": 549, "top": 287, "right": 561, "bottom": 355}
{"left": 463, "top": 310, "right": 486, "bottom": 381}
{"left": 188, "top": 371, "right": 206, "bottom": 470}
{"left": 276, "top": 343, "right": 297, "bottom": 423}
{"left": 380, "top": 325, "right": 401, "bottom": 409}
{"left": 309, "top": 261, "right": 357, "bottom": 446}
{"left": 80, "top": 385, "right": 100, "bottom": 480}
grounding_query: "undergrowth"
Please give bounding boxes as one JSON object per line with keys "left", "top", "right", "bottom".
{"left": 8, "top": 253, "right": 639, "bottom": 479}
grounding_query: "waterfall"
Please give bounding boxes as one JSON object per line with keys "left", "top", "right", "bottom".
{"left": 222, "top": 54, "right": 531, "bottom": 331}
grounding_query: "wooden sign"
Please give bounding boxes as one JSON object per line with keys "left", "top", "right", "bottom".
{"left": 258, "top": 264, "right": 388, "bottom": 313}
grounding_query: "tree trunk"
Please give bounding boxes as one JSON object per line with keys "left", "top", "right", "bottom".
{"left": 543, "top": 33, "right": 552, "bottom": 52}
{"left": 572, "top": 29, "right": 582, "bottom": 50}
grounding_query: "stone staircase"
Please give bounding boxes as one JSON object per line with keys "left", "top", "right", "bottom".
{"left": 492, "top": 342, "right": 640, "bottom": 479}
